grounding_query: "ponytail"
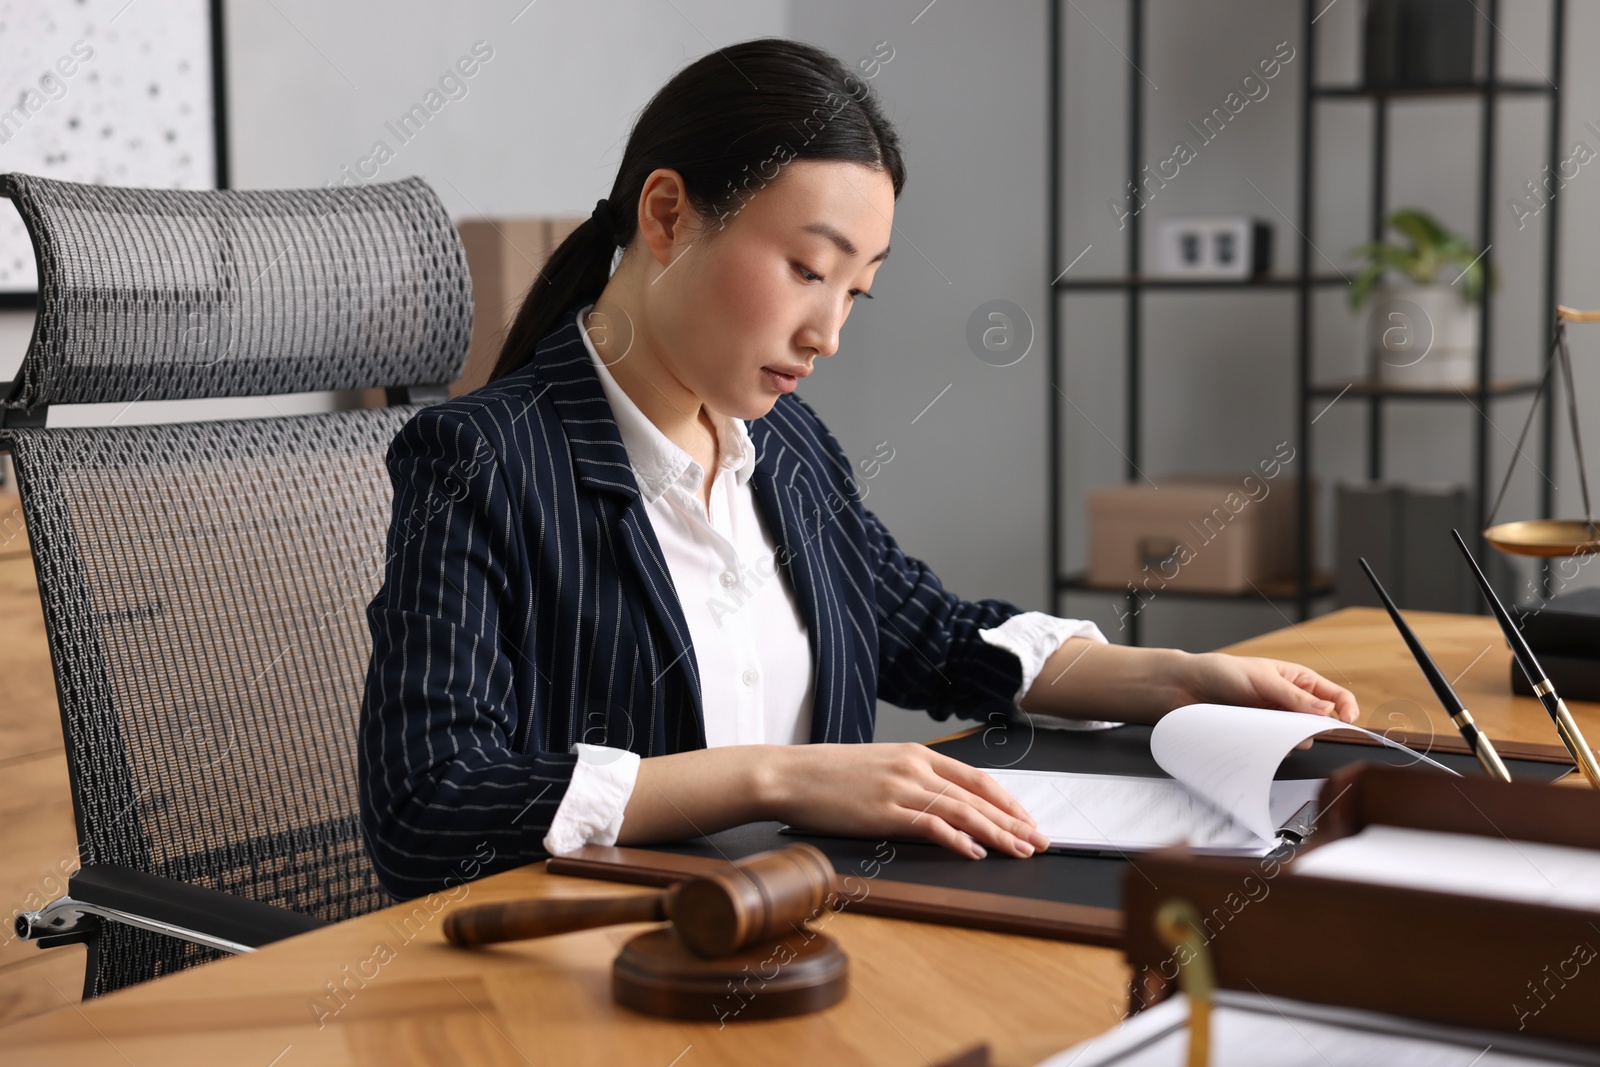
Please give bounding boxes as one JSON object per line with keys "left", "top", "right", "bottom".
{"left": 486, "top": 37, "right": 904, "bottom": 384}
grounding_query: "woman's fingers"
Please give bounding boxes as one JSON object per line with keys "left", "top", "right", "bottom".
{"left": 904, "top": 809, "right": 989, "bottom": 859}
{"left": 945, "top": 781, "right": 1050, "bottom": 853}
{"left": 1257, "top": 666, "right": 1332, "bottom": 717}
{"left": 1296, "top": 668, "right": 1359, "bottom": 723}
{"left": 921, "top": 753, "right": 1050, "bottom": 854}
{"left": 928, "top": 752, "right": 1038, "bottom": 828}
{"left": 1262, "top": 659, "right": 1356, "bottom": 721}
{"left": 917, "top": 788, "right": 1043, "bottom": 858}
{"left": 1250, "top": 659, "right": 1342, "bottom": 721}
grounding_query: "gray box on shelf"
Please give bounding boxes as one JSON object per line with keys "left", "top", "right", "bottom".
{"left": 1336, "top": 483, "right": 1397, "bottom": 606}
{"left": 1363, "top": 0, "right": 1485, "bottom": 88}
{"left": 1336, "top": 482, "right": 1477, "bottom": 612}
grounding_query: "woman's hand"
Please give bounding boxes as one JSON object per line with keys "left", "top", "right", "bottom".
{"left": 760, "top": 742, "right": 1051, "bottom": 861}
{"left": 1173, "top": 652, "right": 1360, "bottom": 724}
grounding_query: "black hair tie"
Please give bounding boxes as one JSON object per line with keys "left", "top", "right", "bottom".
{"left": 591, "top": 198, "right": 621, "bottom": 245}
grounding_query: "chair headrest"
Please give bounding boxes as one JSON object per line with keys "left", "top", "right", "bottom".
{"left": 1, "top": 173, "right": 472, "bottom": 408}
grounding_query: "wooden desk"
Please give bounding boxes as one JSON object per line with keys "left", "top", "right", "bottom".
{"left": 1229, "top": 606, "right": 1600, "bottom": 757}
{"left": 2, "top": 607, "right": 1595, "bottom": 1065}
{"left": 2, "top": 860, "right": 1130, "bottom": 1066}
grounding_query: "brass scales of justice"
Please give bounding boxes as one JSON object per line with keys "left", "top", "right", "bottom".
{"left": 1482, "top": 305, "right": 1600, "bottom": 557}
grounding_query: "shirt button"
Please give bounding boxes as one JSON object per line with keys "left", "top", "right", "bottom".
{"left": 741, "top": 668, "right": 759, "bottom": 687}
{"left": 720, "top": 569, "right": 738, "bottom": 588}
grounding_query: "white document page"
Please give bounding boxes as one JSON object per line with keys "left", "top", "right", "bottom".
{"left": 1037, "top": 991, "right": 1598, "bottom": 1066}
{"left": 1293, "top": 824, "right": 1600, "bottom": 911}
{"left": 987, "top": 769, "right": 1324, "bottom": 856}
{"left": 1150, "top": 703, "right": 1459, "bottom": 841}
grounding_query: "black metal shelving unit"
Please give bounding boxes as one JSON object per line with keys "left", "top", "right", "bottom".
{"left": 1048, "top": 0, "right": 1565, "bottom": 646}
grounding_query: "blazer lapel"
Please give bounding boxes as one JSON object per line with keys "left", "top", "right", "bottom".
{"left": 525, "top": 308, "right": 706, "bottom": 749}
{"left": 610, "top": 494, "right": 706, "bottom": 747}
{"left": 747, "top": 426, "right": 849, "bottom": 745}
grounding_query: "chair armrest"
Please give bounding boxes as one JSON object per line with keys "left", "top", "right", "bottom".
{"left": 16, "top": 863, "right": 329, "bottom": 954}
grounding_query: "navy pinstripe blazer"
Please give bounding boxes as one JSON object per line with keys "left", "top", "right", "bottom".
{"left": 359, "top": 304, "right": 1032, "bottom": 898}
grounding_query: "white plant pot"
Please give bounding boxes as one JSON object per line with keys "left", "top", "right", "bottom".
{"left": 1367, "top": 284, "right": 1480, "bottom": 389}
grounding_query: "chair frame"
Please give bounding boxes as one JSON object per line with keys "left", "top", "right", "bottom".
{"left": 2, "top": 170, "right": 471, "bottom": 997}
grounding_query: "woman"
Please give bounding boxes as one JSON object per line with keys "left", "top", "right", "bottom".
{"left": 358, "top": 38, "right": 1357, "bottom": 900}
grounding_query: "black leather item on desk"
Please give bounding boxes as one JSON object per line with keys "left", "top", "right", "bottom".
{"left": 648, "top": 725, "right": 1571, "bottom": 913}
{"left": 1511, "top": 652, "right": 1600, "bottom": 703}
{"left": 925, "top": 722, "right": 1569, "bottom": 782}
{"left": 1515, "top": 587, "right": 1600, "bottom": 658}
{"left": 654, "top": 819, "right": 1131, "bottom": 911}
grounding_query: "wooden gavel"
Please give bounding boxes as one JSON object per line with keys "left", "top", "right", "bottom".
{"left": 443, "top": 843, "right": 836, "bottom": 959}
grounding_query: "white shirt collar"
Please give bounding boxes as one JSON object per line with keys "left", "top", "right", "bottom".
{"left": 576, "top": 303, "right": 757, "bottom": 504}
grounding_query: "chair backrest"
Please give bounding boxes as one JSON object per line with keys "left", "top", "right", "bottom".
{"left": 0, "top": 173, "right": 471, "bottom": 995}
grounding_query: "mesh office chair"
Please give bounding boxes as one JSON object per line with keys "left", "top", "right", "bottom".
{"left": 3, "top": 172, "right": 472, "bottom": 998}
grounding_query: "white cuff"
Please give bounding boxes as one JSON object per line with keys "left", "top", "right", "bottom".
{"left": 979, "top": 611, "right": 1122, "bottom": 730}
{"left": 542, "top": 743, "right": 642, "bottom": 856}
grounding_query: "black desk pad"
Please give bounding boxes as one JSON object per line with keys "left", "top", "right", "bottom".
{"left": 925, "top": 723, "right": 1573, "bottom": 782}
{"left": 647, "top": 726, "right": 1572, "bottom": 913}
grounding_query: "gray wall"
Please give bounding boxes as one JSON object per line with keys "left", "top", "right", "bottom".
{"left": 0, "top": 0, "right": 786, "bottom": 423}
{"left": 224, "top": 0, "right": 786, "bottom": 213}
{"left": 788, "top": 2, "right": 1060, "bottom": 741}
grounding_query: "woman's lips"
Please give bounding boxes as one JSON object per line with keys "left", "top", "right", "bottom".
{"left": 762, "top": 367, "right": 798, "bottom": 393}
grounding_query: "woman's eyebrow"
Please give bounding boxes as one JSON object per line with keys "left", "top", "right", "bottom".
{"left": 801, "top": 222, "right": 891, "bottom": 263}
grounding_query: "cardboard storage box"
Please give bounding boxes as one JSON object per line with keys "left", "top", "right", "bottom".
{"left": 454, "top": 216, "right": 584, "bottom": 396}
{"left": 1085, "top": 475, "right": 1308, "bottom": 594}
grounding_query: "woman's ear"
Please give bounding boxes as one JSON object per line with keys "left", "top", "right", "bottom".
{"left": 635, "top": 168, "right": 698, "bottom": 269}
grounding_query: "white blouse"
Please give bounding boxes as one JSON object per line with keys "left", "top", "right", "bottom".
{"left": 542, "top": 306, "right": 1110, "bottom": 854}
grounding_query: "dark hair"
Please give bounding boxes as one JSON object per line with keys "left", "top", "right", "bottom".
{"left": 487, "top": 37, "right": 905, "bottom": 383}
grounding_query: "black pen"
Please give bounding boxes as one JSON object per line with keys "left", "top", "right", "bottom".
{"left": 1451, "top": 529, "right": 1600, "bottom": 789}
{"left": 1358, "top": 557, "right": 1512, "bottom": 781}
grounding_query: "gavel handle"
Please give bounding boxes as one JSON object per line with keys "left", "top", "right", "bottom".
{"left": 443, "top": 891, "right": 667, "bottom": 946}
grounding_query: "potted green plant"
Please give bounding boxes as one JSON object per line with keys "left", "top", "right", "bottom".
{"left": 1348, "top": 208, "right": 1496, "bottom": 388}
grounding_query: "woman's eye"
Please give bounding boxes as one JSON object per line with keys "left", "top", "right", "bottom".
{"left": 793, "top": 262, "right": 873, "bottom": 301}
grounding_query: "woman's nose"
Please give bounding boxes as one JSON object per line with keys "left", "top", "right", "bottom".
{"left": 805, "top": 312, "right": 844, "bottom": 359}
